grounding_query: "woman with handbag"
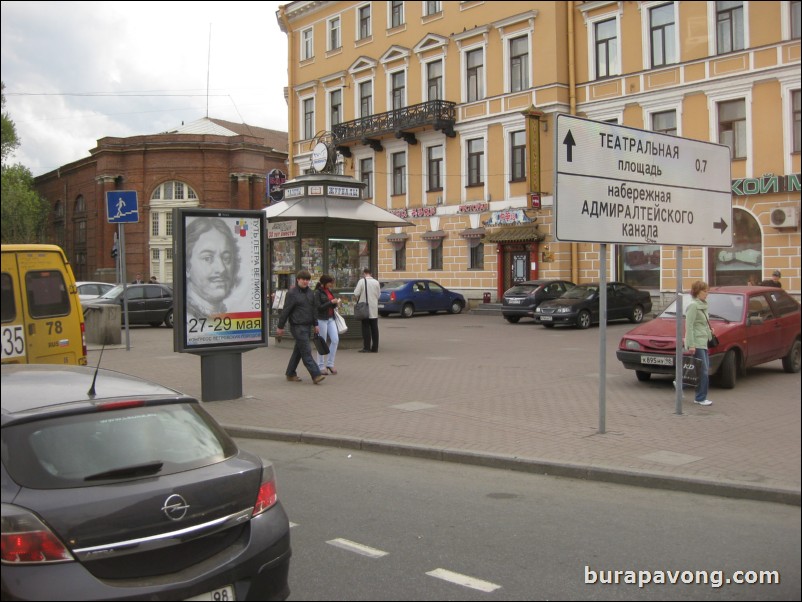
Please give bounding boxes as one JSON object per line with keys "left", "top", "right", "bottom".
{"left": 314, "top": 275, "right": 341, "bottom": 374}
{"left": 684, "top": 280, "right": 713, "bottom": 406}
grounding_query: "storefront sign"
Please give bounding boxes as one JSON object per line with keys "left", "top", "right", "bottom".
{"left": 309, "top": 186, "right": 324, "bottom": 196}
{"left": 268, "top": 169, "right": 286, "bottom": 203}
{"left": 484, "top": 208, "right": 531, "bottom": 226}
{"left": 328, "top": 185, "right": 361, "bottom": 198}
{"left": 458, "top": 202, "right": 488, "bottom": 213}
{"left": 389, "top": 206, "right": 438, "bottom": 218}
{"left": 267, "top": 220, "right": 297, "bottom": 239}
{"left": 285, "top": 187, "right": 304, "bottom": 199}
{"left": 731, "top": 173, "right": 800, "bottom": 196}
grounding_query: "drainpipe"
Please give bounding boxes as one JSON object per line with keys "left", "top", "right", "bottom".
{"left": 568, "top": 1, "right": 579, "bottom": 284}
{"left": 278, "top": 5, "right": 294, "bottom": 178}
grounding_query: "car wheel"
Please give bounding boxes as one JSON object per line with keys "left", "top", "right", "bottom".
{"left": 449, "top": 301, "right": 463, "bottom": 314}
{"left": 635, "top": 370, "right": 652, "bottom": 382}
{"left": 577, "top": 310, "right": 592, "bottom": 329}
{"left": 782, "top": 339, "right": 801, "bottom": 373}
{"left": 401, "top": 303, "right": 415, "bottom": 318}
{"left": 504, "top": 316, "right": 521, "bottom": 324}
{"left": 716, "top": 349, "right": 737, "bottom": 389}
{"left": 629, "top": 304, "right": 644, "bottom": 323}
{"left": 164, "top": 309, "right": 174, "bottom": 328}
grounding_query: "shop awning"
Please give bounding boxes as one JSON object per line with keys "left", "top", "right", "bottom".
{"left": 420, "top": 230, "right": 447, "bottom": 240}
{"left": 263, "top": 197, "right": 412, "bottom": 228}
{"left": 485, "top": 224, "right": 543, "bottom": 243}
{"left": 386, "top": 232, "right": 409, "bottom": 243}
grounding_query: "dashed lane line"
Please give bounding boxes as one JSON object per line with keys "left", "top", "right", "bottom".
{"left": 326, "top": 538, "right": 389, "bottom": 558}
{"left": 426, "top": 568, "right": 502, "bottom": 593}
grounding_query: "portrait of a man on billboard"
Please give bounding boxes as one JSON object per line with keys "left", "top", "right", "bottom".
{"left": 174, "top": 209, "right": 267, "bottom": 352}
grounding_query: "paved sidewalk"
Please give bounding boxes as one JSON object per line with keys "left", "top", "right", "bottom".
{"left": 88, "top": 312, "right": 801, "bottom": 505}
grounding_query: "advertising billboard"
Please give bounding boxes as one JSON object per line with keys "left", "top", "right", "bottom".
{"left": 173, "top": 209, "right": 267, "bottom": 353}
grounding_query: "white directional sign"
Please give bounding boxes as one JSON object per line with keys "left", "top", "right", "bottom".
{"left": 555, "top": 115, "right": 732, "bottom": 247}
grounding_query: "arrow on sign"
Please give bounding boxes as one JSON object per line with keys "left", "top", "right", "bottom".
{"left": 562, "top": 130, "right": 576, "bottom": 162}
{"left": 713, "top": 218, "right": 729, "bottom": 234}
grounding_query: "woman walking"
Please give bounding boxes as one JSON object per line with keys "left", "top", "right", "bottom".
{"left": 314, "top": 275, "right": 341, "bottom": 374}
{"left": 684, "top": 280, "right": 713, "bottom": 406}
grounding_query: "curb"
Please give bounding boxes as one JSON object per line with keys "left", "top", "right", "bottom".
{"left": 223, "top": 424, "right": 801, "bottom": 507}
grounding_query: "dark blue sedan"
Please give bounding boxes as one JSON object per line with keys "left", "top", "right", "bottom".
{"left": 378, "top": 279, "right": 466, "bottom": 318}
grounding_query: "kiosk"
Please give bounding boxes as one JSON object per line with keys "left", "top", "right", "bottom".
{"left": 264, "top": 171, "right": 410, "bottom": 344}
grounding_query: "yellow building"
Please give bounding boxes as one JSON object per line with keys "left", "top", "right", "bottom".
{"left": 277, "top": 1, "right": 800, "bottom": 303}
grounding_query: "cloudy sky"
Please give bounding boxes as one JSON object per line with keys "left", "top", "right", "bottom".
{"left": 1, "top": 1, "right": 289, "bottom": 176}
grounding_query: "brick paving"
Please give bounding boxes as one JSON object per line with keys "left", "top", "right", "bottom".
{"left": 88, "top": 311, "right": 801, "bottom": 505}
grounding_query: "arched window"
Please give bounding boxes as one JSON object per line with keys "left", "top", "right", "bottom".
{"left": 708, "top": 208, "right": 762, "bottom": 286}
{"left": 149, "top": 180, "right": 199, "bottom": 283}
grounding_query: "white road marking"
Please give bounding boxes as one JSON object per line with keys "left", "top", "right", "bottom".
{"left": 326, "top": 538, "right": 388, "bottom": 558}
{"left": 426, "top": 568, "right": 501, "bottom": 593}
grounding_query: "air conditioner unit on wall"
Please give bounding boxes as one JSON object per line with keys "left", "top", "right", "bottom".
{"left": 769, "top": 207, "right": 799, "bottom": 228}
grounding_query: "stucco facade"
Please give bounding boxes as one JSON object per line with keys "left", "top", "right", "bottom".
{"left": 277, "top": 0, "right": 800, "bottom": 303}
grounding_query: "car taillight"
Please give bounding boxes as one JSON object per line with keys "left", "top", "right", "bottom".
{"left": 390, "top": 292, "right": 396, "bottom": 301}
{"left": 252, "top": 466, "right": 278, "bottom": 517}
{"left": 79, "top": 322, "right": 88, "bottom": 366}
{"left": 1, "top": 504, "right": 73, "bottom": 564}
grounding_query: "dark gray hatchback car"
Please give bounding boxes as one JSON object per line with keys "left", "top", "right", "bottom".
{"left": 501, "top": 279, "right": 575, "bottom": 323}
{"left": 1, "top": 364, "right": 291, "bottom": 601}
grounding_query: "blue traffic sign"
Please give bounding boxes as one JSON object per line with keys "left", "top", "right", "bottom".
{"left": 106, "top": 191, "right": 139, "bottom": 223}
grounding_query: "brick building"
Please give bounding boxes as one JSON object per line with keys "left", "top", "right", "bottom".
{"left": 34, "top": 117, "right": 288, "bottom": 284}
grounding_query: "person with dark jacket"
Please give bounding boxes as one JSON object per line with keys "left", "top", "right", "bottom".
{"left": 276, "top": 270, "right": 326, "bottom": 384}
{"left": 760, "top": 270, "right": 782, "bottom": 288}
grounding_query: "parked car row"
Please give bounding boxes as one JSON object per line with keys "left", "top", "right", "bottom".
{"left": 84, "top": 283, "right": 174, "bottom": 328}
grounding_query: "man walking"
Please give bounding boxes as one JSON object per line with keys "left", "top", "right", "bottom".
{"left": 276, "top": 270, "right": 326, "bottom": 384}
{"left": 353, "top": 267, "right": 382, "bottom": 353}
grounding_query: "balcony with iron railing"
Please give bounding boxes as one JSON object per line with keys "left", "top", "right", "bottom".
{"left": 332, "top": 100, "right": 456, "bottom": 156}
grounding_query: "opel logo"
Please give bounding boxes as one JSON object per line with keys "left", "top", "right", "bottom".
{"left": 162, "top": 494, "right": 190, "bottom": 521}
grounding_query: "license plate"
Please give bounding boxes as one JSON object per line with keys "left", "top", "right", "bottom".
{"left": 186, "top": 585, "right": 235, "bottom": 601}
{"left": 539, "top": 315, "right": 552, "bottom": 321}
{"left": 641, "top": 355, "right": 673, "bottom": 366}
{"left": 507, "top": 298, "right": 522, "bottom": 304}
{"left": 378, "top": 304, "right": 385, "bottom": 309}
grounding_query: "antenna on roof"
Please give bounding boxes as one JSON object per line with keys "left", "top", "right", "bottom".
{"left": 206, "top": 23, "right": 212, "bottom": 118}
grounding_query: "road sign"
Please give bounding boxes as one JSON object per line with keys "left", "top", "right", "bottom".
{"left": 268, "top": 169, "right": 286, "bottom": 203}
{"left": 106, "top": 190, "right": 139, "bottom": 223}
{"left": 554, "top": 115, "right": 732, "bottom": 247}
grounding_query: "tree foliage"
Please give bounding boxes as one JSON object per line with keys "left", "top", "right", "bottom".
{"left": 1, "top": 81, "right": 52, "bottom": 243}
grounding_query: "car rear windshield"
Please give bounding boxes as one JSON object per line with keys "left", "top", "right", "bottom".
{"left": 506, "top": 284, "right": 539, "bottom": 295}
{"left": 382, "top": 280, "right": 408, "bottom": 290}
{"left": 2, "top": 403, "right": 237, "bottom": 489}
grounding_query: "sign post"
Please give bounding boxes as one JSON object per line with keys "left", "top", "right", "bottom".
{"left": 554, "top": 116, "right": 732, "bottom": 428}
{"left": 106, "top": 191, "right": 140, "bottom": 351}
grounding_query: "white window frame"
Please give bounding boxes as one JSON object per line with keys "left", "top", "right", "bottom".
{"left": 356, "top": 3, "right": 372, "bottom": 41}
{"left": 641, "top": 1, "right": 679, "bottom": 69}
{"left": 388, "top": 1, "right": 405, "bottom": 29}
{"left": 384, "top": 140, "right": 408, "bottom": 206}
{"left": 502, "top": 31, "right": 532, "bottom": 93}
{"left": 462, "top": 43, "right": 486, "bottom": 103}
{"left": 586, "top": 10, "right": 622, "bottom": 80}
{"left": 422, "top": 57, "right": 445, "bottom": 102}
{"left": 423, "top": 1, "right": 442, "bottom": 17}
{"left": 300, "top": 27, "right": 314, "bottom": 61}
{"left": 708, "top": 88, "right": 753, "bottom": 175}
{"left": 643, "top": 102, "right": 682, "bottom": 137}
{"left": 780, "top": 78, "right": 801, "bottom": 174}
{"left": 388, "top": 68, "right": 407, "bottom": 111}
{"left": 327, "top": 87, "right": 344, "bottom": 130}
{"left": 355, "top": 77, "right": 374, "bottom": 118}
{"left": 707, "top": 1, "right": 750, "bottom": 56}
{"left": 327, "top": 15, "right": 341, "bottom": 51}
{"left": 458, "top": 125, "right": 488, "bottom": 200}
{"left": 300, "top": 94, "right": 316, "bottom": 140}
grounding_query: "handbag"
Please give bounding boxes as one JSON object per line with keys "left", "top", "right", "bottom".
{"left": 704, "top": 313, "right": 719, "bottom": 348}
{"left": 682, "top": 356, "right": 703, "bottom": 387}
{"left": 312, "top": 333, "right": 330, "bottom": 355}
{"left": 334, "top": 309, "right": 348, "bottom": 335}
{"left": 353, "top": 278, "right": 370, "bottom": 320}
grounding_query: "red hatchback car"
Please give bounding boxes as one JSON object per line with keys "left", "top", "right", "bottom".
{"left": 617, "top": 286, "right": 801, "bottom": 388}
